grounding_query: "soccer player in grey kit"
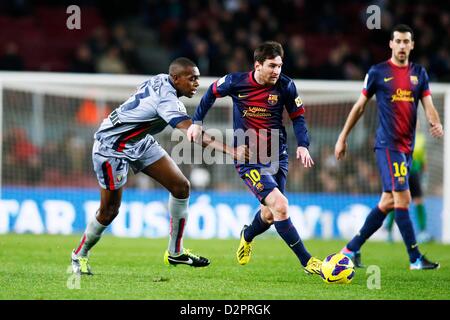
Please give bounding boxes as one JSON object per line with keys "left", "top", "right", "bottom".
{"left": 71, "top": 57, "right": 248, "bottom": 275}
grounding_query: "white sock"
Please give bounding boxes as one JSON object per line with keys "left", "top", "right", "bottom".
{"left": 168, "top": 194, "right": 189, "bottom": 255}
{"left": 74, "top": 216, "right": 107, "bottom": 257}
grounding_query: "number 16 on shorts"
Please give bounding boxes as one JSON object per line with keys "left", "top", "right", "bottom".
{"left": 375, "top": 148, "right": 412, "bottom": 192}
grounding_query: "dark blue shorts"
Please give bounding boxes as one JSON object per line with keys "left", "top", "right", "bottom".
{"left": 375, "top": 148, "right": 412, "bottom": 192}
{"left": 235, "top": 155, "right": 288, "bottom": 204}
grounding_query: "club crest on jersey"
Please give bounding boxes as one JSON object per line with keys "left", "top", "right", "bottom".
{"left": 410, "top": 75, "right": 418, "bottom": 85}
{"left": 398, "top": 177, "right": 405, "bottom": 185}
{"left": 255, "top": 182, "right": 264, "bottom": 192}
{"left": 268, "top": 94, "right": 278, "bottom": 105}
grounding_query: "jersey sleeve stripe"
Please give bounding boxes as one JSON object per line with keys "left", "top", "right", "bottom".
{"left": 168, "top": 115, "right": 191, "bottom": 128}
{"left": 289, "top": 107, "right": 305, "bottom": 119}
{"left": 212, "top": 81, "right": 221, "bottom": 98}
{"left": 362, "top": 88, "right": 369, "bottom": 97}
{"left": 422, "top": 89, "right": 431, "bottom": 98}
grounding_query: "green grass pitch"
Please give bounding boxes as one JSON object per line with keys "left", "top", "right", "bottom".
{"left": 1, "top": 234, "right": 450, "bottom": 300}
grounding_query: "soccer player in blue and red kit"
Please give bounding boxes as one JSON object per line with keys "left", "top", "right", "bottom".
{"left": 335, "top": 24, "right": 443, "bottom": 270}
{"left": 187, "top": 41, "right": 322, "bottom": 275}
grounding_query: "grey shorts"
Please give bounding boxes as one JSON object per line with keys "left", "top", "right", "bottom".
{"left": 92, "top": 138, "right": 167, "bottom": 190}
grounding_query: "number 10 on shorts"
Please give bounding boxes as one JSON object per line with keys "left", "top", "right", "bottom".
{"left": 245, "top": 169, "right": 261, "bottom": 186}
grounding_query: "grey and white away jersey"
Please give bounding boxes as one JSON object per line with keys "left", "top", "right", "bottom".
{"left": 94, "top": 74, "right": 190, "bottom": 155}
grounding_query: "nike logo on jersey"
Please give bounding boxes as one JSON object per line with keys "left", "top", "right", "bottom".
{"left": 167, "top": 256, "right": 194, "bottom": 265}
{"left": 384, "top": 77, "right": 394, "bottom": 82}
{"left": 238, "top": 93, "right": 249, "bottom": 98}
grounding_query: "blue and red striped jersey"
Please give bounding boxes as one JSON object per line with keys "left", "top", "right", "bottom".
{"left": 193, "top": 71, "right": 308, "bottom": 155}
{"left": 362, "top": 59, "right": 431, "bottom": 153}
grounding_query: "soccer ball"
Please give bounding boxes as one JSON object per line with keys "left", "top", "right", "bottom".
{"left": 320, "top": 253, "right": 355, "bottom": 284}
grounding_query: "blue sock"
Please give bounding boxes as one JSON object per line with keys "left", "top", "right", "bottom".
{"left": 244, "top": 210, "right": 271, "bottom": 242}
{"left": 395, "top": 208, "right": 421, "bottom": 263}
{"left": 274, "top": 218, "right": 311, "bottom": 267}
{"left": 347, "top": 206, "right": 386, "bottom": 252}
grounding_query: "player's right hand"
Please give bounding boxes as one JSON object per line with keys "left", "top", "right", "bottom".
{"left": 187, "top": 123, "right": 203, "bottom": 144}
{"left": 334, "top": 139, "right": 347, "bottom": 160}
{"left": 429, "top": 122, "right": 444, "bottom": 138}
{"left": 297, "top": 146, "right": 314, "bottom": 168}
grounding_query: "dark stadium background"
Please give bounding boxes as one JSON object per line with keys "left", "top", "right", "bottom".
{"left": 1, "top": 0, "right": 449, "bottom": 81}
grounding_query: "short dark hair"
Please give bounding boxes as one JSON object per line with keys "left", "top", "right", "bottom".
{"left": 169, "top": 57, "right": 197, "bottom": 75}
{"left": 391, "top": 24, "right": 414, "bottom": 40}
{"left": 254, "top": 41, "right": 284, "bottom": 64}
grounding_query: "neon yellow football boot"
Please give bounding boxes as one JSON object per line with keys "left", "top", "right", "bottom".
{"left": 236, "top": 225, "right": 253, "bottom": 265}
{"left": 71, "top": 250, "right": 93, "bottom": 275}
{"left": 304, "top": 256, "right": 322, "bottom": 275}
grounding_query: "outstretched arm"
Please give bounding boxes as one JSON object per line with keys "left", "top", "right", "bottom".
{"left": 192, "top": 83, "right": 218, "bottom": 124}
{"left": 188, "top": 82, "right": 219, "bottom": 143}
{"left": 421, "top": 95, "right": 444, "bottom": 138}
{"left": 176, "top": 119, "right": 250, "bottom": 162}
{"left": 335, "top": 93, "right": 370, "bottom": 160}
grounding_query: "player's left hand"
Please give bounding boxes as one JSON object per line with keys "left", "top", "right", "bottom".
{"left": 429, "top": 122, "right": 443, "bottom": 138}
{"left": 296, "top": 146, "right": 314, "bottom": 168}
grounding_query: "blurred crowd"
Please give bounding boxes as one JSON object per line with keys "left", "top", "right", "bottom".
{"left": 70, "top": 24, "right": 143, "bottom": 74}
{"left": 2, "top": 122, "right": 97, "bottom": 189}
{"left": 287, "top": 145, "right": 381, "bottom": 195}
{"left": 0, "top": 0, "right": 449, "bottom": 81}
